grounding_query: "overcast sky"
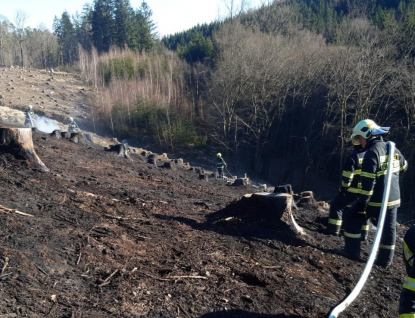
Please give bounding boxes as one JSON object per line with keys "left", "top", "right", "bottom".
{"left": 0, "top": 0, "right": 268, "bottom": 37}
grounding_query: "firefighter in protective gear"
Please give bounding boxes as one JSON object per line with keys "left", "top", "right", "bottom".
{"left": 68, "top": 117, "right": 81, "bottom": 133}
{"left": 24, "top": 105, "right": 35, "bottom": 127}
{"left": 215, "top": 153, "right": 227, "bottom": 178}
{"left": 327, "top": 139, "right": 367, "bottom": 237}
{"left": 339, "top": 119, "right": 407, "bottom": 267}
{"left": 399, "top": 225, "right": 415, "bottom": 317}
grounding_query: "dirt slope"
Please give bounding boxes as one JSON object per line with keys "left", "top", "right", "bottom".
{"left": 0, "top": 66, "right": 409, "bottom": 318}
{"left": 0, "top": 66, "right": 91, "bottom": 124}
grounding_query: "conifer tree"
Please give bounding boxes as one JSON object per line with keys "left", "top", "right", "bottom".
{"left": 91, "top": 0, "right": 114, "bottom": 52}
{"left": 53, "top": 12, "right": 78, "bottom": 65}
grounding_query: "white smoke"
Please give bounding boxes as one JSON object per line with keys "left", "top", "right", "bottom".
{"left": 35, "top": 116, "right": 60, "bottom": 133}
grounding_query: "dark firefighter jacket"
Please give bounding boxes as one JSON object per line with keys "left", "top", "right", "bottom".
{"left": 356, "top": 138, "right": 407, "bottom": 212}
{"left": 340, "top": 147, "right": 366, "bottom": 195}
{"left": 215, "top": 157, "right": 226, "bottom": 169}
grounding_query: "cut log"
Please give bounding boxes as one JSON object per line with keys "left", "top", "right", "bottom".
{"left": 105, "top": 143, "right": 130, "bottom": 159}
{"left": 0, "top": 127, "right": 49, "bottom": 171}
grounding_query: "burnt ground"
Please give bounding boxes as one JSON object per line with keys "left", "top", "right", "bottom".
{"left": 0, "top": 129, "right": 409, "bottom": 318}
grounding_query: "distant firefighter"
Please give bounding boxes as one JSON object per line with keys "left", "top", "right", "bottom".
{"left": 24, "top": 105, "right": 35, "bottom": 128}
{"left": 215, "top": 153, "right": 227, "bottom": 178}
{"left": 68, "top": 117, "right": 81, "bottom": 133}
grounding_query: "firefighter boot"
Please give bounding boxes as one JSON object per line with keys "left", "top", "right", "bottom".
{"left": 375, "top": 248, "right": 394, "bottom": 268}
{"left": 342, "top": 236, "right": 361, "bottom": 260}
{"left": 325, "top": 223, "right": 341, "bottom": 236}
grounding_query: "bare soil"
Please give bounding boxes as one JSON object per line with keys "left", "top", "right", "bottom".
{"left": 0, "top": 66, "right": 409, "bottom": 318}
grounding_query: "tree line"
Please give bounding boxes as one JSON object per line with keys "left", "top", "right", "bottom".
{"left": 0, "top": 0, "right": 155, "bottom": 68}
{"left": 53, "top": 0, "right": 155, "bottom": 66}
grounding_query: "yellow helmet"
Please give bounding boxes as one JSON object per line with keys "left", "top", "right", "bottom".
{"left": 217, "top": 153, "right": 222, "bottom": 158}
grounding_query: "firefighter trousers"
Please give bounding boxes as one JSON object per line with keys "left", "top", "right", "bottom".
{"left": 328, "top": 193, "right": 369, "bottom": 239}
{"left": 343, "top": 204, "right": 397, "bottom": 266}
{"left": 327, "top": 193, "right": 354, "bottom": 233}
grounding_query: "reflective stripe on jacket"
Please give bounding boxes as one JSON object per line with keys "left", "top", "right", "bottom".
{"left": 340, "top": 148, "right": 366, "bottom": 194}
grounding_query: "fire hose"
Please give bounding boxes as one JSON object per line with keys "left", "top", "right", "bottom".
{"left": 328, "top": 141, "right": 396, "bottom": 318}
{"left": 28, "top": 113, "right": 34, "bottom": 128}
{"left": 225, "top": 166, "right": 234, "bottom": 178}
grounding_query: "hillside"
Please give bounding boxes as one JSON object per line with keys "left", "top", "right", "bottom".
{"left": 0, "top": 66, "right": 410, "bottom": 317}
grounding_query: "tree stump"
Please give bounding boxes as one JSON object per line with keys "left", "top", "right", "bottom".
{"left": 174, "top": 158, "right": 184, "bottom": 165}
{"left": 105, "top": 143, "right": 131, "bottom": 159}
{"left": 162, "top": 161, "right": 177, "bottom": 170}
{"left": 147, "top": 154, "right": 158, "bottom": 165}
{"left": 232, "top": 178, "right": 251, "bottom": 186}
{"left": 297, "top": 191, "right": 318, "bottom": 207}
{"left": 243, "top": 192, "right": 305, "bottom": 235}
{"left": 69, "top": 132, "right": 86, "bottom": 144}
{"left": 50, "top": 129, "right": 61, "bottom": 139}
{"left": 273, "top": 184, "right": 293, "bottom": 195}
{"left": 0, "top": 127, "right": 49, "bottom": 171}
{"left": 61, "top": 132, "right": 71, "bottom": 139}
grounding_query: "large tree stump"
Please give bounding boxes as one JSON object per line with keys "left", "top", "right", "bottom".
{"left": 243, "top": 192, "right": 305, "bottom": 235}
{"left": 0, "top": 127, "right": 49, "bottom": 171}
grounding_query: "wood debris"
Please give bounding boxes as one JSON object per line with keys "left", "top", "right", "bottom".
{"left": 0, "top": 205, "right": 34, "bottom": 217}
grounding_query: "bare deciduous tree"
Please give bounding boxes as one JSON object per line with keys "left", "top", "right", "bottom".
{"left": 14, "top": 10, "right": 27, "bottom": 67}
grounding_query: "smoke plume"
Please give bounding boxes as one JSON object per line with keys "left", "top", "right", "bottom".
{"left": 35, "top": 116, "right": 60, "bottom": 133}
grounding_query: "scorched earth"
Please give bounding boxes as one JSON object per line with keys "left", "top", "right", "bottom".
{"left": 0, "top": 119, "right": 409, "bottom": 318}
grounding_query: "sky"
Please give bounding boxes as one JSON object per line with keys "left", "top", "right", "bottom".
{"left": 0, "top": 0, "right": 268, "bottom": 37}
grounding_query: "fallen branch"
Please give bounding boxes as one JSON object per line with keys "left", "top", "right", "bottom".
{"left": 137, "top": 271, "right": 207, "bottom": 281}
{"left": 0, "top": 205, "right": 34, "bottom": 217}
{"left": 65, "top": 189, "right": 119, "bottom": 202}
{"left": 1, "top": 257, "right": 9, "bottom": 273}
{"left": 76, "top": 252, "right": 82, "bottom": 266}
{"left": 98, "top": 269, "right": 119, "bottom": 287}
{"left": 166, "top": 275, "right": 208, "bottom": 280}
{"left": 0, "top": 272, "right": 13, "bottom": 279}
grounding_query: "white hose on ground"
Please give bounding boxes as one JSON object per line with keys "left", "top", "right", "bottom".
{"left": 225, "top": 166, "right": 234, "bottom": 178}
{"left": 328, "top": 141, "right": 396, "bottom": 318}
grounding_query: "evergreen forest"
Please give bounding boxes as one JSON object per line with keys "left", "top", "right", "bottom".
{"left": 1, "top": 0, "right": 415, "bottom": 214}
